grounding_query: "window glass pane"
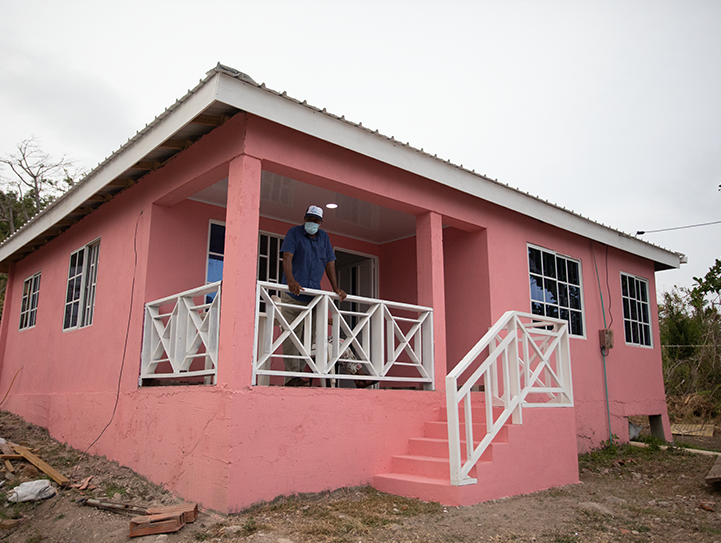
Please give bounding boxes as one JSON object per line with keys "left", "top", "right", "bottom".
{"left": 628, "top": 278, "right": 636, "bottom": 299}
{"left": 641, "top": 303, "right": 649, "bottom": 324}
{"left": 570, "top": 311, "right": 583, "bottom": 335}
{"left": 543, "top": 278, "right": 558, "bottom": 304}
{"left": 560, "top": 307, "right": 569, "bottom": 325}
{"left": 529, "top": 248, "right": 542, "bottom": 275}
{"left": 545, "top": 305, "right": 559, "bottom": 318}
{"left": 621, "top": 275, "right": 628, "bottom": 297}
{"left": 209, "top": 223, "right": 225, "bottom": 255}
{"left": 258, "top": 256, "right": 267, "bottom": 282}
{"left": 631, "top": 322, "right": 639, "bottom": 344}
{"left": 639, "top": 281, "right": 648, "bottom": 303}
{"left": 567, "top": 261, "right": 579, "bottom": 285}
{"left": 643, "top": 325, "right": 651, "bottom": 346}
{"left": 542, "top": 251, "right": 556, "bottom": 278}
{"left": 207, "top": 256, "right": 224, "bottom": 283}
{"left": 259, "top": 234, "right": 268, "bottom": 256}
{"left": 622, "top": 298, "right": 630, "bottom": 319}
{"left": 558, "top": 284, "right": 568, "bottom": 308}
{"left": 556, "top": 257, "right": 567, "bottom": 282}
{"left": 530, "top": 275, "right": 544, "bottom": 301}
{"left": 568, "top": 285, "right": 581, "bottom": 310}
{"left": 269, "top": 237, "right": 278, "bottom": 280}
{"left": 531, "top": 302, "right": 544, "bottom": 316}
{"left": 630, "top": 300, "right": 638, "bottom": 320}
{"left": 624, "top": 320, "right": 632, "bottom": 343}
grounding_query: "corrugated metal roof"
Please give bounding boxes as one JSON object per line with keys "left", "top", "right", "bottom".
{"left": 0, "top": 63, "right": 683, "bottom": 272}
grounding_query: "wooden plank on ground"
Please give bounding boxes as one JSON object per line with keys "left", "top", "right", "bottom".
{"left": 670, "top": 423, "right": 715, "bottom": 437}
{"left": 0, "top": 455, "right": 23, "bottom": 460}
{"left": 129, "top": 513, "right": 185, "bottom": 537}
{"left": 0, "top": 443, "right": 14, "bottom": 455}
{"left": 706, "top": 455, "right": 721, "bottom": 484}
{"left": 0, "top": 519, "right": 20, "bottom": 530}
{"left": 12, "top": 445, "right": 68, "bottom": 486}
{"left": 146, "top": 503, "right": 198, "bottom": 523}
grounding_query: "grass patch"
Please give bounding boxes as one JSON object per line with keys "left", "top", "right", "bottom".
{"left": 103, "top": 483, "right": 127, "bottom": 497}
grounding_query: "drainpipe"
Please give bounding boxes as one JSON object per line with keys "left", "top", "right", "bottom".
{"left": 592, "top": 245, "right": 613, "bottom": 444}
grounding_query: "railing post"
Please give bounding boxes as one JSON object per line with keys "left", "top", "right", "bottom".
{"left": 508, "top": 316, "right": 522, "bottom": 424}
{"left": 445, "top": 374, "right": 463, "bottom": 486}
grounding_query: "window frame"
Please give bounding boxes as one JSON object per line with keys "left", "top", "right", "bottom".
{"left": 19, "top": 271, "right": 41, "bottom": 331}
{"left": 620, "top": 272, "right": 653, "bottom": 348}
{"left": 63, "top": 238, "right": 101, "bottom": 331}
{"left": 527, "top": 244, "right": 586, "bottom": 338}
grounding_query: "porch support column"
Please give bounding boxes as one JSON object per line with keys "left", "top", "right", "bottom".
{"left": 416, "top": 211, "right": 447, "bottom": 392}
{"left": 217, "top": 154, "right": 262, "bottom": 390}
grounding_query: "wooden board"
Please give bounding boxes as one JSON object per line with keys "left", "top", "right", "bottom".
{"left": 670, "top": 423, "right": 714, "bottom": 437}
{"left": 12, "top": 445, "right": 68, "bottom": 486}
{"left": 129, "top": 513, "right": 185, "bottom": 537}
{"left": 706, "top": 455, "right": 721, "bottom": 484}
{"left": 146, "top": 503, "right": 198, "bottom": 523}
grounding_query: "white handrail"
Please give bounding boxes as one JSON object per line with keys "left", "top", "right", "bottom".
{"left": 253, "top": 281, "right": 434, "bottom": 388}
{"left": 140, "top": 281, "right": 221, "bottom": 385}
{"left": 445, "top": 311, "right": 572, "bottom": 485}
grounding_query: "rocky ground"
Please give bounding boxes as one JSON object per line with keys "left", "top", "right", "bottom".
{"left": 1, "top": 409, "right": 721, "bottom": 542}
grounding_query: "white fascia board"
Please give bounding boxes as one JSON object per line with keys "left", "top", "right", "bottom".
{"left": 0, "top": 76, "right": 221, "bottom": 264}
{"left": 215, "top": 75, "right": 681, "bottom": 270}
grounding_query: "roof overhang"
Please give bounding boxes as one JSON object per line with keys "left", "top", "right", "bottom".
{"left": 0, "top": 64, "right": 682, "bottom": 273}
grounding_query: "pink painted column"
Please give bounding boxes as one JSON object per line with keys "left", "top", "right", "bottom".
{"left": 416, "top": 211, "right": 447, "bottom": 392}
{"left": 217, "top": 154, "right": 262, "bottom": 391}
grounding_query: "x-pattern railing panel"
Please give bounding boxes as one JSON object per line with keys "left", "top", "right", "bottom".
{"left": 141, "top": 282, "right": 221, "bottom": 385}
{"left": 253, "top": 281, "right": 434, "bottom": 387}
{"left": 446, "top": 311, "right": 572, "bottom": 486}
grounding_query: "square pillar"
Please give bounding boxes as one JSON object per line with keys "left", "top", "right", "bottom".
{"left": 217, "top": 154, "right": 262, "bottom": 390}
{"left": 416, "top": 211, "right": 447, "bottom": 392}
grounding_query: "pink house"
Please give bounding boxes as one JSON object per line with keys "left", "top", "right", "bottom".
{"left": 0, "top": 64, "right": 681, "bottom": 512}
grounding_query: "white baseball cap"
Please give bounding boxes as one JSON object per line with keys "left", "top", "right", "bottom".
{"left": 305, "top": 205, "right": 324, "bottom": 220}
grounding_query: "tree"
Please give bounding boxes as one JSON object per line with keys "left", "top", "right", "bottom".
{"left": 0, "top": 137, "right": 79, "bottom": 237}
{"left": 660, "top": 262, "right": 721, "bottom": 408}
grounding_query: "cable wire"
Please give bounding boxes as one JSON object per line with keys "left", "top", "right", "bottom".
{"left": 636, "top": 219, "right": 721, "bottom": 235}
{"left": 72, "top": 210, "right": 142, "bottom": 476}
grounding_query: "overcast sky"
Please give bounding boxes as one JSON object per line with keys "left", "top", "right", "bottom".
{"left": 1, "top": 0, "right": 719, "bottom": 296}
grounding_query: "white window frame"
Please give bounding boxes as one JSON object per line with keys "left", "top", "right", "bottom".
{"left": 19, "top": 271, "right": 41, "bottom": 331}
{"left": 528, "top": 244, "right": 585, "bottom": 337}
{"left": 621, "top": 272, "right": 652, "bottom": 348}
{"left": 63, "top": 238, "right": 100, "bottom": 331}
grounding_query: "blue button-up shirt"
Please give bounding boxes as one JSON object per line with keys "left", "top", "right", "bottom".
{"left": 281, "top": 225, "right": 336, "bottom": 302}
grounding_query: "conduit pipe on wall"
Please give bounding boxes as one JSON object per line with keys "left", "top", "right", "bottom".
{"left": 592, "top": 243, "right": 613, "bottom": 444}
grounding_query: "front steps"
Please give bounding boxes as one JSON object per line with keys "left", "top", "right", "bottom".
{"left": 372, "top": 402, "right": 580, "bottom": 506}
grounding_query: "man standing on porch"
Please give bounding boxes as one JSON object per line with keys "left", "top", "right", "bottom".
{"left": 280, "top": 205, "right": 347, "bottom": 386}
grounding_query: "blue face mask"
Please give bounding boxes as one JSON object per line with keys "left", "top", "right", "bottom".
{"left": 304, "top": 221, "right": 320, "bottom": 235}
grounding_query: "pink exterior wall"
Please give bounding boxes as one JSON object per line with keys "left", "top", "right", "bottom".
{"left": 0, "top": 109, "right": 670, "bottom": 512}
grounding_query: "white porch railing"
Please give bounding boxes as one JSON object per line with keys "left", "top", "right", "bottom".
{"left": 253, "top": 281, "right": 434, "bottom": 388}
{"left": 140, "top": 281, "right": 221, "bottom": 385}
{"left": 445, "top": 311, "right": 572, "bottom": 486}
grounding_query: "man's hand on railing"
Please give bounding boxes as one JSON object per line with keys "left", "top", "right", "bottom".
{"left": 334, "top": 288, "right": 347, "bottom": 303}
{"left": 287, "top": 279, "right": 304, "bottom": 296}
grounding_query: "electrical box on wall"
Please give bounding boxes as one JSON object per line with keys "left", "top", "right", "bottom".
{"left": 599, "top": 328, "right": 614, "bottom": 350}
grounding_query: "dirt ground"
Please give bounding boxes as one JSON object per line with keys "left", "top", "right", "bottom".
{"left": 2, "top": 410, "right": 721, "bottom": 543}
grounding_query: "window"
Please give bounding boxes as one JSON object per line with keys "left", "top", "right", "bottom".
{"left": 528, "top": 245, "right": 584, "bottom": 336}
{"left": 205, "top": 223, "right": 284, "bottom": 306}
{"left": 19, "top": 272, "right": 41, "bottom": 330}
{"left": 63, "top": 240, "right": 100, "bottom": 330}
{"left": 621, "top": 273, "right": 651, "bottom": 346}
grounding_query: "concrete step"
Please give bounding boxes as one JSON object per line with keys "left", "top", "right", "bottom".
{"left": 423, "top": 420, "right": 508, "bottom": 442}
{"left": 390, "top": 454, "right": 481, "bottom": 479}
{"left": 407, "top": 437, "right": 495, "bottom": 461}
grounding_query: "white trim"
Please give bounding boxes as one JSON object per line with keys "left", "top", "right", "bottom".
{"left": 527, "top": 243, "right": 586, "bottom": 339}
{"left": 18, "top": 270, "right": 41, "bottom": 331}
{"left": 62, "top": 237, "right": 101, "bottom": 332}
{"left": 0, "top": 77, "right": 220, "bottom": 265}
{"left": 215, "top": 74, "right": 680, "bottom": 271}
{"left": 620, "top": 271, "right": 654, "bottom": 348}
